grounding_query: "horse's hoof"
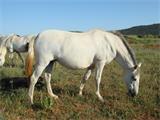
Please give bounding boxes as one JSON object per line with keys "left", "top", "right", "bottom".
{"left": 28, "top": 100, "right": 34, "bottom": 106}
{"left": 79, "top": 92, "right": 83, "bottom": 96}
{"left": 99, "top": 98, "right": 105, "bottom": 103}
{"left": 53, "top": 95, "right": 58, "bottom": 99}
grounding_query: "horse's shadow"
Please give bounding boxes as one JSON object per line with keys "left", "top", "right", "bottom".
{"left": 0, "top": 77, "right": 44, "bottom": 91}
{"left": 0, "top": 77, "right": 79, "bottom": 96}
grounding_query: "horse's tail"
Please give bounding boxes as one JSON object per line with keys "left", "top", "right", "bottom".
{"left": 25, "top": 35, "right": 38, "bottom": 77}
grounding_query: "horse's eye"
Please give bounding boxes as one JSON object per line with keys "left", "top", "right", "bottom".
{"left": 132, "top": 76, "right": 136, "bottom": 81}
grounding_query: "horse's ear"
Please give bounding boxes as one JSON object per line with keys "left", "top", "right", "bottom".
{"left": 137, "top": 62, "right": 142, "bottom": 68}
{"left": 134, "top": 63, "right": 142, "bottom": 69}
{"left": 16, "top": 34, "right": 20, "bottom": 37}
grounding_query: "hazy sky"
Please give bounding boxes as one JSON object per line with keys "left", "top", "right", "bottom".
{"left": 0, "top": 0, "right": 159, "bottom": 35}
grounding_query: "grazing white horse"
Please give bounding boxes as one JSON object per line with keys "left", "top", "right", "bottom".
{"left": 25, "top": 29, "right": 141, "bottom": 104}
{"left": 0, "top": 34, "right": 35, "bottom": 66}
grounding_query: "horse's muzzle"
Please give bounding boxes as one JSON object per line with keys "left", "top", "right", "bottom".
{"left": 128, "top": 89, "right": 136, "bottom": 97}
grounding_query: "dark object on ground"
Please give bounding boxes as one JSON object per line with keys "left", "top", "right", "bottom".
{"left": 0, "top": 77, "right": 44, "bottom": 90}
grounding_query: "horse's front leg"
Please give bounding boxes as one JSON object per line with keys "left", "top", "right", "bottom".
{"left": 95, "top": 60, "right": 106, "bottom": 102}
{"left": 8, "top": 53, "right": 14, "bottom": 67}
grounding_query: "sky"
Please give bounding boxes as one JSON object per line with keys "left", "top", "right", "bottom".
{"left": 0, "top": 0, "right": 159, "bottom": 35}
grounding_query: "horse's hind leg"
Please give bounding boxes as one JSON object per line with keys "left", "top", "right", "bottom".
{"left": 44, "top": 61, "right": 58, "bottom": 99}
{"left": 95, "top": 60, "right": 106, "bottom": 102}
{"left": 29, "top": 62, "right": 49, "bottom": 104}
{"left": 79, "top": 69, "right": 92, "bottom": 96}
{"left": 16, "top": 52, "right": 24, "bottom": 66}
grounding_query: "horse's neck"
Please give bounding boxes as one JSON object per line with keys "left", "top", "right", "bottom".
{"left": 115, "top": 41, "right": 135, "bottom": 70}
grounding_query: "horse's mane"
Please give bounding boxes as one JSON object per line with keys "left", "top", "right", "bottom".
{"left": 111, "top": 31, "right": 137, "bottom": 66}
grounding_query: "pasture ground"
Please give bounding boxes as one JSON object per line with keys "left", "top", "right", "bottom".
{"left": 0, "top": 35, "right": 160, "bottom": 120}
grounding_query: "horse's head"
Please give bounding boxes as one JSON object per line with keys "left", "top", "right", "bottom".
{"left": 0, "top": 35, "right": 12, "bottom": 66}
{"left": 124, "top": 63, "right": 141, "bottom": 97}
{"left": 0, "top": 46, "right": 7, "bottom": 66}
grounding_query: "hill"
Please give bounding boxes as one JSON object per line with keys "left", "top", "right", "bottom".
{"left": 119, "top": 23, "right": 160, "bottom": 35}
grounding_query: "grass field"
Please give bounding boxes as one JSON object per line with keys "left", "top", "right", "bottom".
{"left": 0, "top": 35, "right": 160, "bottom": 120}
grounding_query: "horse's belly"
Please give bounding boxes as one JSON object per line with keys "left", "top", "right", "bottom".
{"left": 58, "top": 56, "right": 94, "bottom": 69}
{"left": 14, "top": 43, "right": 27, "bottom": 52}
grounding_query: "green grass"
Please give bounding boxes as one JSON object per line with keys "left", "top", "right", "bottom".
{"left": 0, "top": 36, "right": 160, "bottom": 120}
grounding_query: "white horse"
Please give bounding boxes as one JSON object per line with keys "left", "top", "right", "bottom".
{"left": 0, "top": 34, "right": 35, "bottom": 66}
{"left": 25, "top": 29, "right": 141, "bottom": 104}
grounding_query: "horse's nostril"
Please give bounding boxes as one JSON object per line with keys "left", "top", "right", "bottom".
{"left": 131, "top": 92, "right": 136, "bottom": 97}
{"left": 128, "top": 89, "right": 136, "bottom": 97}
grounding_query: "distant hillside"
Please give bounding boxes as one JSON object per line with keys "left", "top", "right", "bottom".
{"left": 119, "top": 23, "right": 160, "bottom": 35}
